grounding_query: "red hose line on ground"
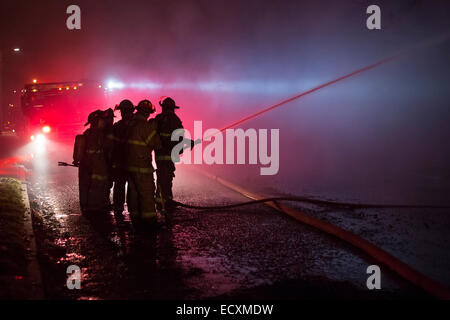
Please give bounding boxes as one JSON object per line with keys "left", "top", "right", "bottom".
{"left": 195, "top": 169, "right": 450, "bottom": 299}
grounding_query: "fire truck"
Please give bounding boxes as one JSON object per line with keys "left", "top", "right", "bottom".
{"left": 21, "top": 80, "right": 110, "bottom": 142}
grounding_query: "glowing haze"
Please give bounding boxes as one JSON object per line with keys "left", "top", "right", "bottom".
{"left": 1, "top": 0, "right": 450, "bottom": 203}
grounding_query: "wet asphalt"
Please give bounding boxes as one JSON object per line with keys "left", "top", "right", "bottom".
{"left": 20, "top": 140, "right": 429, "bottom": 299}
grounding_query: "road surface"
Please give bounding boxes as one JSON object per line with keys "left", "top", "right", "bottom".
{"left": 17, "top": 139, "right": 429, "bottom": 299}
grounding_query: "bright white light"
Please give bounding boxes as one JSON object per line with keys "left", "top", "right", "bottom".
{"left": 100, "top": 78, "right": 318, "bottom": 95}
{"left": 42, "top": 125, "right": 51, "bottom": 134}
{"left": 13, "top": 48, "right": 20, "bottom": 52}
{"left": 35, "top": 134, "right": 45, "bottom": 144}
{"left": 29, "top": 134, "right": 48, "bottom": 173}
{"left": 30, "top": 134, "right": 46, "bottom": 149}
{"left": 129, "top": 82, "right": 161, "bottom": 90}
{"left": 106, "top": 79, "right": 125, "bottom": 90}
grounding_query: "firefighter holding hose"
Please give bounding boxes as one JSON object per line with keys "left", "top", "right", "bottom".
{"left": 154, "top": 97, "right": 195, "bottom": 212}
{"left": 73, "top": 110, "right": 112, "bottom": 214}
{"left": 125, "top": 100, "right": 161, "bottom": 227}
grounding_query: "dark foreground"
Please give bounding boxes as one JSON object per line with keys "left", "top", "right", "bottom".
{"left": 16, "top": 139, "right": 430, "bottom": 300}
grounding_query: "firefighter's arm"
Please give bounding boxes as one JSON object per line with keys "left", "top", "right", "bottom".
{"left": 145, "top": 121, "right": 161, "bottom": 150}
{"left": 175, "top": 118, "right": 201, "bottom": 148}
{"left": 105, "top": 132, "right": 114, "bottom": 151}
{"left": 191, "top": 138, "right": 202, "bottom": 148}
{"left": 170, "top": 116, "right": 187, "bottom": 154}
{"left": 174, "top": 119, "right": 200, "bottom": 152}
{"left": 103, "top": 131, "right": 114, "bottom": 163}
{"left": 73, "top": 134, "right": 85, "bottom": 166}
{"left": 170, "top": 118, "right": 200, "bottom": 153}
{"left": 179, "top": 138, "right": 200, "bottom": 154}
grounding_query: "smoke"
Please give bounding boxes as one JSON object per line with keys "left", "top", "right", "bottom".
{"left": 2, "top": 0, "right": 450, "bottom": 203}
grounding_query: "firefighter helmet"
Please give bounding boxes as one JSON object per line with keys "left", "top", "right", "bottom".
{"left": 103, "top": 108, "right": 116, "bottom": 118}
{"left": 159, "top": 97, "right": 180, "bottom": 109}
{"left": 115, "top": 99, "right": 134, "bottom": 112}
{"left": 84, "top": 110, "right": 103, "bottom": 126}
{"left": 136, "top": 99, "right": 156, "bottom": 114}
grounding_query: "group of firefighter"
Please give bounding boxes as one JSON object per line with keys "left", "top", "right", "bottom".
{"left": 73, "top": 97, "right": 192, "bottom": 229}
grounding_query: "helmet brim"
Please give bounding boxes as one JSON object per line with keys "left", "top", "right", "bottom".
{"left": 160, "top": 104, "right": 180, "bottom": 109}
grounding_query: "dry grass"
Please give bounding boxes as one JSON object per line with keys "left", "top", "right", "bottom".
{"left": 0, "top": 177, "right": 27, "bottom": 298}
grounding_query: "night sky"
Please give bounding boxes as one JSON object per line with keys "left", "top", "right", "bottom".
{"left": 1, "top": 0, "right": 450, "bottom": 203}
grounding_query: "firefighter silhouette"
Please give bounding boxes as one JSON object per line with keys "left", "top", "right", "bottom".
{"left": 154, "top": 97, "right": 193, "bottom": 212}
{"left": 108, "top": 100, "right": 135, "bottom": 214}
{"left": 103, "top": 107, "right": 115, "bottom": 207}
{"left": 73, "top": 110, "right": 112, "bottom": 213}
{"left": 124, "top": 100, "right": 161, "bottom": 227}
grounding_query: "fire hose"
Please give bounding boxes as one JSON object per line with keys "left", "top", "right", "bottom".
{"left": 193, "top": 170, "right": 450, "bottom": 300}
{"left": 58, "top": 161, "right": 78, "bottom": 167}
{"left": 56, "top": 33, "right": 450, "bottom": 298}
{"left": 58, "top": 162, "right": 450, "bottom": 299}
{"left": 59, "top": 32, "right": 450, "bottom": 211}
{"left": 59, "top": 162, "right": 450, "bottom": 210}
{"left": 172, "top": 197, "right": 450, "bottom": 210}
